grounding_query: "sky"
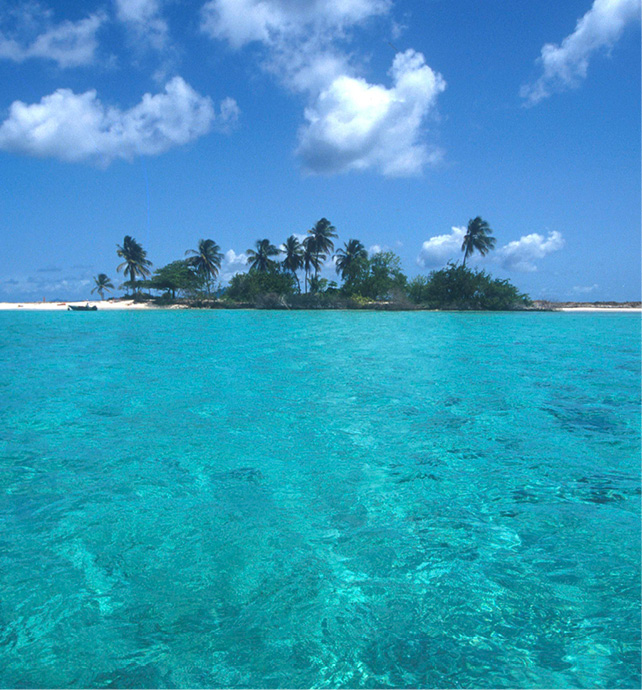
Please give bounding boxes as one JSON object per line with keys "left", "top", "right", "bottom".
{"left": 0, "top": 0, "right": 640, "bottom": 301}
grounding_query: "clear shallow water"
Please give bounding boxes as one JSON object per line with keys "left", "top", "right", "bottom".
{"left": 0, "top": 311, "right": 639, "bottom": 689}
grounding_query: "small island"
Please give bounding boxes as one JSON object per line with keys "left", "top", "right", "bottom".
{"left": 43, "top": 217, "right": 536, "bottom": 311}
{"left": 1, "top": 217, "right": 639, "bottom": 312}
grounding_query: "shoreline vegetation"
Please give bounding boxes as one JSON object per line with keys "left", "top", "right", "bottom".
{"left": 1, "top": 300, "right": 639, "bottom": 312}
{"left": 5, "top": 217, "right": 640, "bottom": 311}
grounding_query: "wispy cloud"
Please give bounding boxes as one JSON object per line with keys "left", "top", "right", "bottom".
{"left": 521, "top": 0, "right": 641, "bottom": 105}
{"left": 201, "top": 0, "right": 392, "bottom": 49}
{"left": 572, "top": 283, "right": 599, "bottom": 295}
{"left": 0, "top": 273, "right": 93, "bottom": 300}
{"left": 114, "top": 0, "right": 168, "bottom": 51}
{"left": 201, "top": 0, "right": 445, "bottom": 177}
{"left": 0, "top": 77, "right": 238, "bottom": 165}
{"left": 0, "top": 5, "right": 105, "bottom": 68}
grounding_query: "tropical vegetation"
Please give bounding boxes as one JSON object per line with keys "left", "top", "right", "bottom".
{"left": 116, "top": 235, "right": 152, "bottom": 293}
{"left": 462, "top": 217, "right": 496, "bottom": 267}
{"left": 91, "top": 273, "right": 114, "bottom": 300}
{"left": 247, "top": 239, "right": 280, "bottom": 273}
{"left": 102, "top": 216, "right": 530, "bottom": 310}
{"left": 185, "top": 239, "right": 223, "bottom": 295}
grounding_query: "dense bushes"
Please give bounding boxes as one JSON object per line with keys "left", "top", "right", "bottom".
{"left": 341, "top": 251, "right": 408, "bottom": 300}
{"left": 408, "top": 263, "right": 530, "bottom": 310}
{"left": 137, "top": 255, "right": 531, "bottom": 311}
{"left": 225, "top": 269, "right": 297, "bottom": 302}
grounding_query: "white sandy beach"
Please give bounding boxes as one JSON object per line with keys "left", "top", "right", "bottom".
{"left": 557, "top": 307, "right": 641, "bottom": 312}
{"left": 0, "top": 301, "right": 639, "bottom": 312}
{"left": 0, "top": 300, "right": 162, "bottom": 310}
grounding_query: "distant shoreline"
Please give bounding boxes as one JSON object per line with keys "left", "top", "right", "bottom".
{"left": 0, "top": 299, "right": 640, "bottom": 312}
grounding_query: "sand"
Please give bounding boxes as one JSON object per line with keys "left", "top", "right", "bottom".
{"left": 0, "top": 300, "right": 161, "bottom": 310}
{"left": 0, "top": 301, "right": 639, "bottom": 312}
{"left": 557, "top": 306, "right": 641, "bottom": 312}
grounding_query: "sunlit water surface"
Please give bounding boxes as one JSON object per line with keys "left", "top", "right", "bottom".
{"left": 0, "top": 311, "right": 639, "bottom": 688}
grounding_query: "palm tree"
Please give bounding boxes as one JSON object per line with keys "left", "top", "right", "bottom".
{"left": 186, "top": 239, "right": 223, "bottom": 294}
{"left": 281, "top": 235, "right": 304, "bottom": 291}
{"left": 334, "top": 239, "right": 367, "bottom": 282}
{"left": 246, "top": 239, "right": 279, "bottom": 272}
{"left": 461, "top": 217, "right": 496, "bottom": 267}
{"left": 91, "top": 273, "right": 114, "bottom": 300}
{"left": 302, "top": 236, "right": 321, "bottom": 293}
{"left": 307, "top": 218, "right": 337, "bottom": 279}
{"left": 116, "top": 235, "right": 152, "bottom": 292}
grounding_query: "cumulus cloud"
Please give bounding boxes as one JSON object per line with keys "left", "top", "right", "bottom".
{"left": 0, "top": 77, "right": 236, "bottom": 165}
{"left": 114, "top": 0, "right": 168, "bottom": 50}
{"left": 0, "top": 9, "right": 105, "bottom": 67}
{"left": 201, "top": 0, "right": 445, "bottom": 177}
{"left": 418, "top": 227, "right": 565, "bottom": 272}
{"left": 298, "top": 49, "right": 445, "bottom": 176}
{"left": 497, "top": 231, "right": 565, "bottom": 272}
{"left": 521, "top": 0, "right": 641, "bottom": 104}
{"left": 220, "top": 249, "right": 249, "bottom": 282}
{"left": 417, "top": 226, "right": 466, "bottom": 268}
{"left": 224, "top": 249, "right": 248, "bottom": 267}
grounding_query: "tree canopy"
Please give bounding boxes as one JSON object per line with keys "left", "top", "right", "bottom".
{"left": 462, "top": 217, "right": 496, "bottom": 267}
{"left": 116, "top": 236, "right": 152, "bottom": 291}
{"left": 91, "top": 273, "right": 114, "bottom": 300}
{"left": 185, "top": 239, "right": 223, "bottom": 293}
{"left": 247, "top": 239, "right": 280, "bottom": 272}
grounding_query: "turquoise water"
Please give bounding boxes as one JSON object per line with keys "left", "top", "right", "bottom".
{"left": 0, "top": 311, "right": 639, "bottom": 689}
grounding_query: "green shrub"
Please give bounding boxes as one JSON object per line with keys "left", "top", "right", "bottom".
{"left": 408, "top": 263, "right": 530, "bottom": 310}
{"left": 226, "top": 269, "right": 297, "bottom": 302}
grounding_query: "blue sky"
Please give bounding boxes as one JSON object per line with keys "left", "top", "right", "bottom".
{"left": 0, "top": 0, "right": 639, "bottom": 301}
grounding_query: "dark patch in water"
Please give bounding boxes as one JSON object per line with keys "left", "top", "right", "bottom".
{"left": 542, "top": 406, "right": 618, "bottom": 433}
{"left": 512, "top": 488, "right": 539, "bottom": 503}
{"left": 214, "top": 467, "right": 264, "bottom": 484}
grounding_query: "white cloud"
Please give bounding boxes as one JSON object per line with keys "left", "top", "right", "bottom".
{"left": 521, "top": 0, "right": 641, "bottom": 104}
{"left": 417, "top": 226, "right": 466, "bottom": 268}
{"left": 0, "top": 11, "right": 105, "bottom": 67}
{"left": 221, "top": 249, "right": 249, "bottom": 282}
{"left": 297, "top": 50, "right": 445, "bottom": 176}
{"left": 0, "top": 77, "right": 234, "bottom": 165}
{"left": 224, "top": 249, "right": 248, "bottom": 267}
{"left": 418, "top": 227, "right": 565, "bottom": 272}
{"left": 114, "top": 0, "right": 168, "bottom": 49}
{"left": 201, "top": 0, "right": 391, "bottom": 48}
{"left": 201, "top": 0, "right": 445, "bottom": 177}
{"left": 498, "top": 231, "right": 565, "bottom": 272}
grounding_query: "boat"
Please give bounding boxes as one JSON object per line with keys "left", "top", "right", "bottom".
{"left": 68, "top": 304, "right": 98, "bottom": 311}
